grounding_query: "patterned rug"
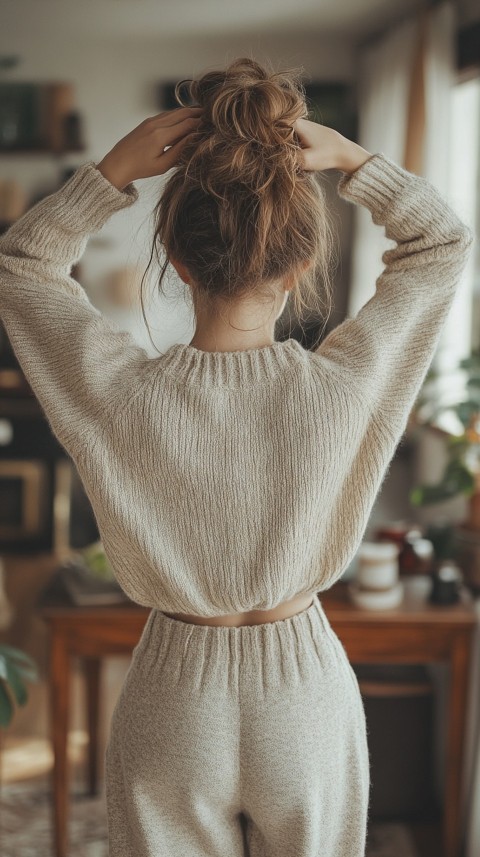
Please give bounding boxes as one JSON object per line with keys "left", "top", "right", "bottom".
{"left": 0, "top": 779, "right": 419, "bottom": 856}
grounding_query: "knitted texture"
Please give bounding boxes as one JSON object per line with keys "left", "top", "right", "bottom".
{"left": 105, "top": 596, "right": 369, "bottom": 856}
{"left": 0, "top": 154, "right": 474, "bottom": 614}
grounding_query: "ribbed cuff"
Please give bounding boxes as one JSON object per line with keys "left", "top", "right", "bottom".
{"left": 49, "top": 160, "right": 139, "bottom": 233}
{"left": 336, "top": 151, "right": 474, "bottom": 244}
{"left": 336, "top": 152, "right": 412, "bottom": 215}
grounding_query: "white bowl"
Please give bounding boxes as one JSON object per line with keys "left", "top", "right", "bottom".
{"left": 348, "top": 579, "right": 404, "bottom": 610}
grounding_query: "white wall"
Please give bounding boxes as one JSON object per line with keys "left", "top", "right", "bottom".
{"left": 0, "top": 31, "right": 356, "bottom": 353}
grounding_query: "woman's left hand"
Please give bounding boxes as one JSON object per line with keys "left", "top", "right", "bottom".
{"left": 95, "top": 106, "right": 203, "bottom": 190}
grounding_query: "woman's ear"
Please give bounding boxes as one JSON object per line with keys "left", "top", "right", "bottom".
{"left": 170, "top": 257, "right": 192, "bottom": 285}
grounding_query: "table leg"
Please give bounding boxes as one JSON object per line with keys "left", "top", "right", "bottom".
{"left": 85, "top": 657, "right": 101, "bottom": 796}
{"left": 444, "top": 629, "right": 474, "bottom": 857}
{"left": 49, "top": 631, "right": 70, "bottom": 857}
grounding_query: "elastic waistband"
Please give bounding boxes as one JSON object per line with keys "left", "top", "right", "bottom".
{"left": 134, "top": 593, "right": 336, "bottom": 666}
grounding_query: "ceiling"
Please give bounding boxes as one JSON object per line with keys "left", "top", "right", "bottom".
{"left": 0, "top": 0, "right": 424, "bottom": 42}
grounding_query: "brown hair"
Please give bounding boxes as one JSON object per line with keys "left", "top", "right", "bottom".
{"left": 140, "top": 56, "right": 338, "bottom": 350}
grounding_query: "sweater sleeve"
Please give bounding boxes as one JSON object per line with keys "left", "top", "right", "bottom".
{"left": 314, "top": 151, "right": 475, "bottom": 444}
{"left": 0, "top": 162, "right": 150, "bottom": 456}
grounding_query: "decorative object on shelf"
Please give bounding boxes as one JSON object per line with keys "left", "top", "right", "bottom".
{"left": 429, "top": 559, "right": 463, "bottom": 605}
{"left": 0, "top": 81, "right": 86, "bottom": 153}
{"left": 376, "top": 520, "right": 434, "bottom": 575}
{"left": 422, "top": 519, "right": 457, "bottom": 562}
{"left": 400, "top": 532, "right": 434, "bottom": 575}
{"left": 79, "top": 539, "right": 114, "bottom": 579}
{"left": 349, "top": 540, "right": 404, "bottom": 609}
{"left": 53, "top": 539, "right": 128, "bottom": 606}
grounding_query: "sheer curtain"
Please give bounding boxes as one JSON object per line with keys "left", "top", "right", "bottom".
{"left": 348, "top": 1, "right": 473, "bottom": 361}
{"left": 346, "top": 13, "right": 417, "bottom": 318}
{"left": 423, "top": 2, "right": 475, "bottom": 372}
{"left": 348, "top": 3, "right": 480, "bottom": 855}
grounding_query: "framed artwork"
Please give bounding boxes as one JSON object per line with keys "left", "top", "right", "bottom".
{"left": 0, "top": 82, "right": 83, "bottom": 152}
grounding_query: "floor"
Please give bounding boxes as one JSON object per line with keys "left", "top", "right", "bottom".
{"left": 0, "top": 732, "right": 442, "bottom": 857}
{"left": 1, "top": 772, "right": 424, "bottom": 857}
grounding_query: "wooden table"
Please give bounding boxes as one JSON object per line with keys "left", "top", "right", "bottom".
{"left": 39, "top": 575, "right": 477, "bottom": 857}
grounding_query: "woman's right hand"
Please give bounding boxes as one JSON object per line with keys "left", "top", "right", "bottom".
{"left": 294, "top": 118, "right": 373, "bottom": 175}
{"left": 96, "top": 106, "right": 203, "bottom": 190}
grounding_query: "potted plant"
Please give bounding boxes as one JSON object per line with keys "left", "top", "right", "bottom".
{"left": 0, "top": 641, "right": 39, "bottom": 791}
{"left": 0, "top": 643, "right": 38, "bottom": 728}
{"left": 409, "top": 350, "right": 480, "bottom": 517}
{"left": 409, "top": 349, "right": 480, "bottom": 588}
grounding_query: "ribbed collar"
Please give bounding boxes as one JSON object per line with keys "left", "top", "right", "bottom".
{"left": 157, "top": 337, "right": 308, "bottom": 388}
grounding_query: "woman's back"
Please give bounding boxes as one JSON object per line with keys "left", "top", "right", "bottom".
{"left": 80, "top": 335, "right": 371, "bottom": 613}
{"left": 0, "top": 152, "right": 473, "bottom": 616}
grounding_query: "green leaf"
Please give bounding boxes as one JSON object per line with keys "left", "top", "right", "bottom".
{"left": 0, "top": 644, "right": 37, "bottom": 669}
{"left": 5, "top": 660, "right": 28, "bottom": 706}
{"left": 0, "top": 653, "right": 38, "bottom": 694}
{"left": 443, "top": 460, "right": 476, "bottom": 493}
{"left": 0, "top": 681, "right": 13, "bottom": 728}
{"left": 16, "top": 665, "right": 38, "bottom": 683}
{"left": 409, "top": 487, "right": 424, "bottom": 506}
{"left": 409, "top": 482, "right": 463, "bottom": 506}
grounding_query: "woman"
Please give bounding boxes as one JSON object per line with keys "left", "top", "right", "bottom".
{"left": 0, "top": 57, "right": 474, "bottom": 857}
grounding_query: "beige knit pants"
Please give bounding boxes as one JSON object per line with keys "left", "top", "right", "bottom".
{"left": 105, "top": 594, "right": 370, "bottom": 856}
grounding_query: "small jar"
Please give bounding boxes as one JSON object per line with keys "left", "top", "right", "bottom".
{"left": 400, "top": 535, "right": 434, "bottom": 575}
{"left": 356, "top": 540, "right": 399, "bottom": 591}
{"left": 429, "top": 560, "right": 463, "bottom": 605}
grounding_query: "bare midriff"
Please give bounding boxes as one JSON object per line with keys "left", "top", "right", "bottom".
{"left": 163, "top": 592, "right": 315, "bottom": 627}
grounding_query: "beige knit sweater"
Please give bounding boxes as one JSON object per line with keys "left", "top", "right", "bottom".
{"left": 0, "top": 154, "right": 474, "bottom": 614}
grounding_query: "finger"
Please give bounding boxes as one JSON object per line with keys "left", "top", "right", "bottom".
{"left": 293, "top": 118, "right": 311, "bottom": 146}
{"left": 159, "top": 116, "right": 202, "bottom": 146}
{"left": 162, "top": 108, "right": 203, "bottom": 129}
{"left": 157, "top": 131, "right": 197, "bottom": 172}
{"left": 150, "top": 106, "right": 203, "bottom": 125}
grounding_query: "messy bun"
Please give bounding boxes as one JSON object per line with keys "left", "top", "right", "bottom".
{"left": 182, "top": 58, "right": 304, "bottom": 201}
{"left": 141, "top": 56, "right": 337, "bottom": 345}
